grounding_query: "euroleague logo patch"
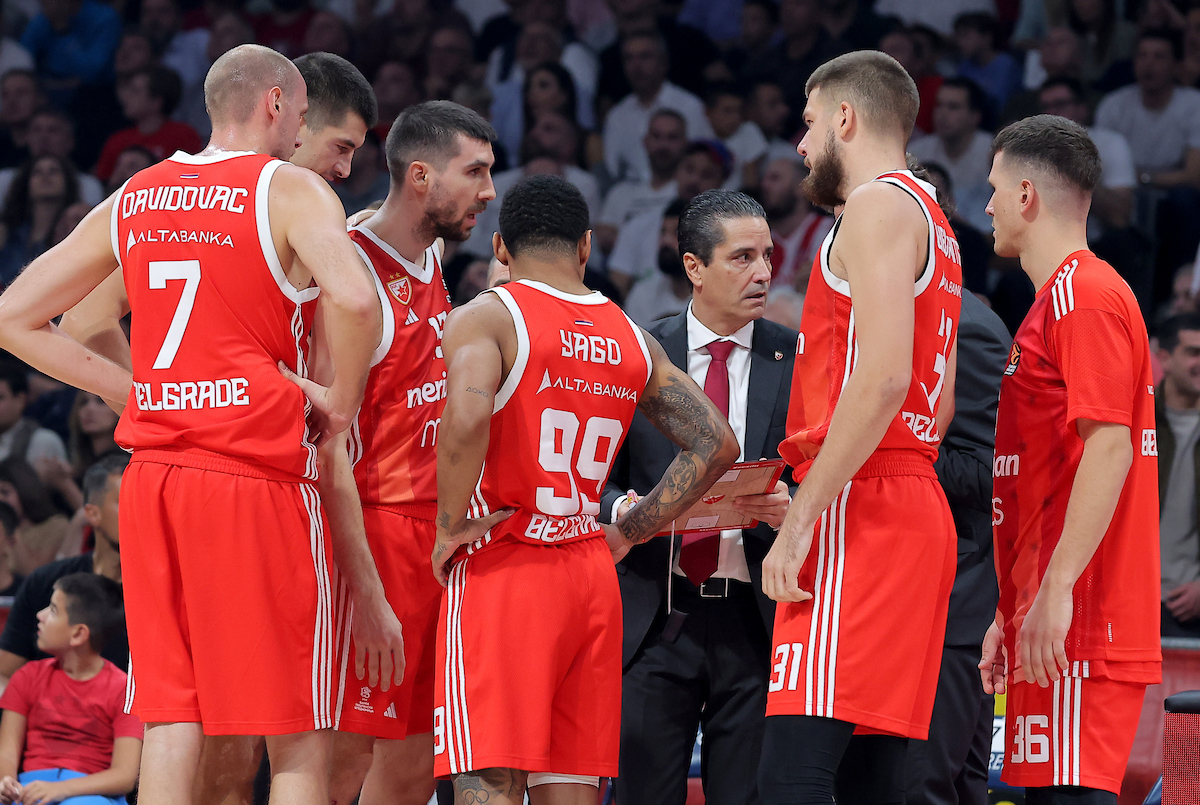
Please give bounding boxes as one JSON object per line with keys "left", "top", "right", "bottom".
{"left": 1004, "top": 343, "right": 1021, "bottom": 376}
{"left": 388, "top": 275, "right": 412, "bottom": 306}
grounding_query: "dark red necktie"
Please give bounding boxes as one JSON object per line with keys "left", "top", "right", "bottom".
{"left": 678, "top": 340, "right": 735, "bottom": 586}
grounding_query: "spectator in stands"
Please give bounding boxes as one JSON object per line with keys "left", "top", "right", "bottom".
{"left": 0, "top": 453, "right": 128, "bottom": 693}
{"left": 764, "top": 285, "right": 805, "bottom": 330}
{"left": 677, "top": 0, "right": 742, "bottom": 47}
{"left": 141, "top": 0, "right": 210, "bottom": 99}
{"left": 1156, "top": 313, "right": 1200, "bottom": 638}
{"left": 1181, "top": 6, "right": 1200, "bottom": 90}
{"left": 302, "top": 11, "right": 351, "bottom": 60}
{"left": 608, "top": 139, "right": 730, "bottom": 295}
{"left": 0, "top": 503, "right": 22, "bottom": 598}
{"left": 953, "top": 12, "right": 1022, "bottom": 114}
{"left": 0, "top": 457, "right": 69, "bottom": 577}
{"left": 603, "top": 32, "right": 712, "bottom": 184}
{"left": 424, "top": 23, "right": 477, "bottom": 100}
{"left": 873, "top": 0, "right": 992, "bottom": 37}
{"left": 820, "top": 0, "right": 896, "bottom": 51}
{"left": 92, "top": 65, "right": 203, "bottom": 183}
{"left": 1003, "top": 26, "right": 1087, "bottom": 125}
{"left": 493, "top": 62, "right": 594, "bottom": 179}
{"left": 0, "top": 572, "right": 140, "bottom": 805}
{"left": 0, "top": 155, "right": 79, "bottom": 286}
{"left": 19, "top": 0, "right": 121, "bottom": 93}
{"left": 176, "top": 10, "right": 254, "bottom": 136}
{"left": 252, "top": 0, "right": 315, "bottom": 58}
{"left": 747, "top": 81, "right": 799, "bottom": 164}
{"left": 706, "top": 84, "right": 767, "bottom": 190}
{"left": 486, "top": 15, "right": 597, "bottom": 104}
{"left": 334, "top": 129, "right": 389, "bottom": 216}
{"left": 761, "top": 157, "right": 832, "bottom": 292}
{"left": 103, "top": 145, "right": 157, "bottom": 195}
{"left": 371, "top": 61, "right": 421, "bottom": 141}
{"left": 0, "top": 368, "right": 65, "bottom": 471}
{"left": 723, "top": 0, "right": 781, "bottom": 76}
{"left": 66, "top": 394, "right": 117, "bottom": 487}
{"left": 740, "top": 0, "right": 850, "bottom": 134}
{"left": 1067, "top": 0, "right": 1138, "bottom": 87}
{"left": 597, "top": 108, "right": 687, "bottom": 254}
{"left": 67, "top": 31, "right": 153, "bottom": 171}
{"left": 0, "top": 110, "right": 103, "bottom": 208}
{"left": 0, "top": 70, "right": 40, "bottom": 169}
{"left": 48, "top": 200, "right": 89, "bottom": 248}
{"left": 878, "top": 26, "right": 942, "bottom": 136}
{"left": 918, "top": 161, "right": 991, "bottom": 295}
{"left": 0, "top": 43, "right": 32, "bottom": 119}
{"left": 909, "top": 77, "right": 995, "bottom": 231}
{"left": 623, "top": 198, "right": 692, "bottom": 327}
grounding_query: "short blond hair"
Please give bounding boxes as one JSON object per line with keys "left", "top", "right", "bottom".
{"left": 805, "top": 50, "right": 919, "bottom": 139}
{"left": 204, "top": 44, "right": 301, "bottom": 126}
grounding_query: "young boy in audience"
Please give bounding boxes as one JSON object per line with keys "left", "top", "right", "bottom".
{"left": 0, "top": 573, "right": 140, "bottom": 804}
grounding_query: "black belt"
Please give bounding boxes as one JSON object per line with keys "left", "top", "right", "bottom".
{"left": 674, "top": 575, "right": 754, "bottom": 600}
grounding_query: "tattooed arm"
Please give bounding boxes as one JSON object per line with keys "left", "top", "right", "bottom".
{"left": 432, "top": 295, "right": 514, "bottom": 585}
{"left": 611, "top": 332, "right": 739, "bottom": 547}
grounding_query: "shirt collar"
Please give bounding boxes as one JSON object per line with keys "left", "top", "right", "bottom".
{"left": 686, "top": 302, "right": 754, "bottom": 353}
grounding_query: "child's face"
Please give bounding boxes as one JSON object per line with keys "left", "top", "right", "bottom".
{"left": 36, "top": 589, "right": 79, "bottom": 654}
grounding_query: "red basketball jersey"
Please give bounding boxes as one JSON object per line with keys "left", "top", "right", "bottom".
{"left": 463, "top": 280, "right": 651, "bottom": 556}
{"left": 347, "top": 227, "right": 452, "bottom": 511}
{"left": 780, "top": 170, "right": 964, "bottom": 475}
{"left": 113, "top": 150, "right": 320, "bottom": 482}
{"left": 993, "top": 251, "right": 1161, "bottom": 680}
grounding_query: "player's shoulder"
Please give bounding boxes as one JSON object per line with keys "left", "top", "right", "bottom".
{"left": 841, "top": 179, "right": 927, "bottom": 230}
{"left": 1052, "top": 252, "right": 1138, "bottom": 317}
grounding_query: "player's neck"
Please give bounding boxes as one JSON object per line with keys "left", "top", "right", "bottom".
{"left": 1019, "top": 223, "right": 1090, "bottom": 290}
{"left": 204, "top": 124, "right": 280, "bottom": 160}
{"left": 58, "top": 648, "right": 105, "bottom": 681}
{"left": 842, "top": 143, "right": 908, "bottom": 197}
{"left": 510, "top": 263, "right": 590, "bottom": 295}
{"left": 364, "top": 197, "right": 432, "bottom": 266}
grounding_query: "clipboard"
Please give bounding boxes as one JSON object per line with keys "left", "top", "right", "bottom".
{"left": 654, "top": 458, "right": 787, "bottom": 536}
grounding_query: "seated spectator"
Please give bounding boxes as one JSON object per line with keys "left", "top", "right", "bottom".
{"left": 301, "top": 11, "right": 351, "bottom": 60}
{"left": 68, "top": 31, "right": 155, "bottom": 171}
{"left": 92, "top": 65, "right": 203, "bottom": 183}
{"left": 677, "top": 0, "right": 743, "bottom": 47}
{"left": 623, "top": 198, "right": 693, "bottom": 327}
{"left": 0, "top": 453, "right": 128, "bottom": 692}
{"left": 0, "top": 502, "right": 23, "bottom": 598}
{"left": 141, "top": 0, "right": 210, "bottom": 101}
{"left": 19, "top": 0, "right": 121, "bottom": 95}
{"left": 705, "top": 84, "right": 767, "bottom": 190}
{"left": 747, "top": 81, "right": 800, "bottom": 165}
{"left": 424, "top": 23, "right": 478, "bottom": 100}
{"left": 252, "top": 0, "right": 315, "bottom": 58}
{"left": 608, "top": 139, "right": 729, "bottom": 295}
{"left": 0, "top": 367, "right": 66, "bottom": 470}
{"left": 879, "top": 26, "right": 942, "bottom": 136}
{"left": 1156, "top": 313, "right": 1200, "bottom": 638}
{"left": 1004, "top": 26, "right": 1087, "bottom": 125}
{"left": 1067, "top": 0, "right": 1138, "bottom": 87}
{"left": 0, "top": 70, "right": 40, "bottom": 170}
{"left": 740, "top": 0, "right": 850, "bottom": 135}
{"left": 1183, "top": 5, "right": 1200, "bottom": 89}
{"left": 953, "top": 12, "right": 1022, "bottom": 115}
{"left": 0, "top": 110, "right": 104, "bottom": 207}
{"left": 0, "top": 457, "right": 69, "bottom": 577}
{"left": 492, "top": 61, "right": 595, "bottom": 179}
{"left": 0, "top": 572, "right": 140, "bottom": 805}
{"left": 908, "top": 77, "right": 994, "bottom": 231}
{"left": 103, "top": 146, "right": 157, "bottom": 195}
{"left": 485, "top": 17, "right": 597, "bottom": 103}
{"left": 760, "top": 157, "right": 832, "bottom": 292}
{"left": 334, "top": 129, "right": 388, "bottom": 216}
{"left": 873, "top": 0, "right": 993, "bottom": 37}
{"left": 371, "top": 61, "right": 422, "bottom": 141}
{"left": 0, "top": 155, "right": 79, "bottom": 286}
{"left": 0, "top": 42, "right": 33, "bottom": 118}
{"left": 603, "top": 32, "right": 712, "bottom": 184}
{"left": 38, "top": 392, "right": 117, "bottom": 515}
{"left": 175, "top": 10, "right": 254, "bottom": 138}
{"left": 918, "top": 160, "right": 991, "bottom": 296}
{"left": 49, "top": 201, "right": 90, "bottom": 248}
{"left": 596, "top": 108, "right": 687, "bottom": 254}
{"left": 722, "top": 0, "right": 782, "bottom": 76}
{"left": 820, "top": 0, "right": 896, "bottom": 51}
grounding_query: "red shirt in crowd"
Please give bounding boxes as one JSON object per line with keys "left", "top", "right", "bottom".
{"left": 93, "top": 121, "right": 204, "bottom": 183}
{"left": 0, "top": 658, "right": 143, "bottom": 775}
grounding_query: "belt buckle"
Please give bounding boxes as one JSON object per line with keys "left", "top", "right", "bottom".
{"left": 698, "top": 578, "right": 729, "bottom": 598}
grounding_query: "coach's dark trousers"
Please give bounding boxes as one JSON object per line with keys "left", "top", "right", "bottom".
{"left": 616, "top": 580, "right": 771, "bottom": 805}
{"left": 905, "top": 644, "right": 993, "bottom": 805}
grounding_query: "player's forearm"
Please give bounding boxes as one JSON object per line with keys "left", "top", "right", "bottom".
{"left": 1042, "top": 424, "right": 1132, "bottom": 593}
{"left": 59, "top": 270, "right": 131, "bottom": 373}
{"left": 319, "top": 294, "right": 381, "bottom": 423}
{"left": 53, "top": 765, "right": 139, "bottom": 797}
{"left": 436, "top": 398, "right": 493, "bottom": 532}
{"left": 317, "top": 440, "right": 386, "bottom": 603}
{"left": 0, "top": 324, "right": 131, "bottom": 407}
{"left": 616, "top": 438, "right": 738, "bottom": 544}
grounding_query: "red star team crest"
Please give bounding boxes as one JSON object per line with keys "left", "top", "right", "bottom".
{"left": 388, "top": 275, "right": 412, "bottom": 306}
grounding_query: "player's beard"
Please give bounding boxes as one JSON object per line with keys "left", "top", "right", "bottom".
{"left": 422, "top": 183, "right": 485, "bottom": 243}
{"left": 802, "top": 131, "right": 846, "bottom": 210}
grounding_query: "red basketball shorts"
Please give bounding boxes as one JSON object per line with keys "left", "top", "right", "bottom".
{"left": 766, "top": 472, "right": 956, "bottom": 739}
{"left": 334, "top": 507, "right": 442, "bottom": 740}
{"left": 1002, "top": 674, "right": 1147, "bottom": 793}
{"left": 120, "top": 456, "right": 334, "bottom": 734}
{"left": 433, "top": 536, "right": 621, "bottom": 778}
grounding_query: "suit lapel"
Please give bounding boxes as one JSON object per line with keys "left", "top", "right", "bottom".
{"left": 745, "top": 326, "right": 785, "bottom": 461}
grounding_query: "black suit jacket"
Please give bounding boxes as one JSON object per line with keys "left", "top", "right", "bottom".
{"left": 935, "top": 292, "right": 1009, "bottom": 646}
{"left": 601, "top": 312, "right": 797, "bottom": 669}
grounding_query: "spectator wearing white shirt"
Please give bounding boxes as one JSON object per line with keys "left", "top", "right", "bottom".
{"left": 596, "top": 108, "right": 687, "bottom": 254}
{"left": 908, "top": 77, "right": 995, "bottom": 231}
{"left": 748, "top": 81, "right": 802, "bottom": 165}
{"left": 623, "top": 198, "right": 693, "bottom": 327}
{"left": 602, "top": 32, "right": 712, "bottom": 184}
{"left": 140, "top": 0, "right": 210, "bottom": 120}
{"left": 705, "top": 84, "right": 767, "bottom": 191}
{"left": 492, "top": 60, "right": 596, "bottom": 177}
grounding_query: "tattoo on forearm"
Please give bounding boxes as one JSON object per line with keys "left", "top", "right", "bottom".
{"left": 465, "top": 386, "right": 491, "bottom": 398}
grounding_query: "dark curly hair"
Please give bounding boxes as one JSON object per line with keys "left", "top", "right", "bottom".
{"left": 498, "top": 174, "right": 590, "bottom": 258}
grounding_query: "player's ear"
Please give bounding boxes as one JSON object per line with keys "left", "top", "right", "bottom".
{"left": 578, "top": 231, "right": 591, "bottom": 269}
{"left": 408, "top": 159, "right": 428, "bottom": 191}
{"left": 83, "top": 502, "right": 102, "bottom": 529}
{"left": 683, "top": 252, "right": 704, "bottom": 288}
{"left": 493, "top": 233, "right": 511, "bottom": 266}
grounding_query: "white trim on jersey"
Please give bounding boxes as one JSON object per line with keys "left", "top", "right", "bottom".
{"left": 300, "top": 483, "right": 335, "bottom": 730}
{"left": 291, "top": 305, "right": 319, "bottom": 480}
{"left": 332, "top": 572, "right": 353, "bottom": 730}
{"left": 622, "top": 311, "right": 654, "bottom": 389}
{"left": 444, "top": 562, "right": 474, "bottom": 773}
{"left": 872, "top": 173, "right": 938, "bottom": 297}
{"left": 513, "top": 278, "right": 607, "bottom": 305}
{"left": 255, "top": 160, "right": 321, "bottom": 305}
{"left": 167, "top": 149, "right": 256, "bottom": 164}
{"left": 486, "top": 287, "right": 530, "bottom": 413}
{"left": 351, "top": 225, "right": 437, "bottom": 285}
{"left": 840, "top": 310, "right": 857, "bottom": 395}
{"left": 352, "top": 242, "right": 396, "bottom": 368}
{"left": 805, "top": 481, "right": 852, "bottom": 718}
{"left": 818, "top": 218, "right": 849, "bottom": 297}
{"left": 110, "top": 178, "right": 130, "bottom": 269}
{"left": 1051, "top": 260, "right": 1079, "bottom": 321}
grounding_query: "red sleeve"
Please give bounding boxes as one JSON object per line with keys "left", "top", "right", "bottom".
{"left": 105, "top": 666, "right": 142, "bottom": 740}
{"left": 0, "top": 662, "right": 35, "bottom": 717}
{"left": 1049, "top": 307, "right": 1137, "bottom": 429}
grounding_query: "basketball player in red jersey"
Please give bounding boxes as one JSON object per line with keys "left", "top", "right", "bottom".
{"left": 981, "top": 117, "right": 1160, "bottom": 804}
{"left": 292, "top": 52, "right": 377, "bottom": 184}
{"left": 0, "top": 44, "right": 383, "bottom": 805}
{"left": 756, "top": 51, "right": 963, "bottom": 802}
{"left": 322, "top": 100, "right": 497, "bottom": 805}
{"left": 431, "top": 174, "right": 739, "bottom": 805}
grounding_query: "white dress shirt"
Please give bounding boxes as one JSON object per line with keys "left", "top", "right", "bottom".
{"left": 602, "top": 82, "right": 713, "bottom": 183}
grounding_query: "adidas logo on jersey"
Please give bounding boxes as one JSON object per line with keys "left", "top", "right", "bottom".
{"left": 384, "top": 703, "right": 397, "bottom": 719}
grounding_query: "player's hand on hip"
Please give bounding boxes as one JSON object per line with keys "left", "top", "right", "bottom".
{"left": 278, "top": 361, "right": 355, "bottom": 445}
{"left": 0, "top": 776, "right": 21, "bottom": 804}
{"left": 352, "top": 590, "right": 406, "bottom": 691}
{"left": 761, "top": 513, "right": 813, "bottom": 603}
{"left": 732, "top": 480, "right": 791, "bottom": 529}
{"left": 1016, "top": 581, "right": 1073, "bottom": 687}
{"left": 979, "top": 619, "right": 1008, "bottom": 695}
{"left": 602, "top": 523, "right": 631, "bottom": 564}
{"left": 432, "top": 509, "right": 514, "bottom": 586}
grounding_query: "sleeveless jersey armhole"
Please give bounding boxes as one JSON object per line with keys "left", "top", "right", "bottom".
{"left": 483, "top": 286, "right": 529, "bottom": 412}
{"left": 255, "top": 160, "right": 321, "bottom": 305}
{"left": 621, "top": 311, "right": 653, "bottom": 389}
{"left": 353, "top": 242, "right": 395, "bottom": 368}
{"left": 872, "top": 176, "right": 937, "bottom": 296}
{"left": 110, "top": 179, "right": 131, "bottom": 269}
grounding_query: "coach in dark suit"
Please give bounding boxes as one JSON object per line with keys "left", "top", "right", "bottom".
{"left": 905, "top": 291, "right": 1010, "bottom": 805}
{"left": 602, "top": 190, "right": 796, "bottom": 805}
